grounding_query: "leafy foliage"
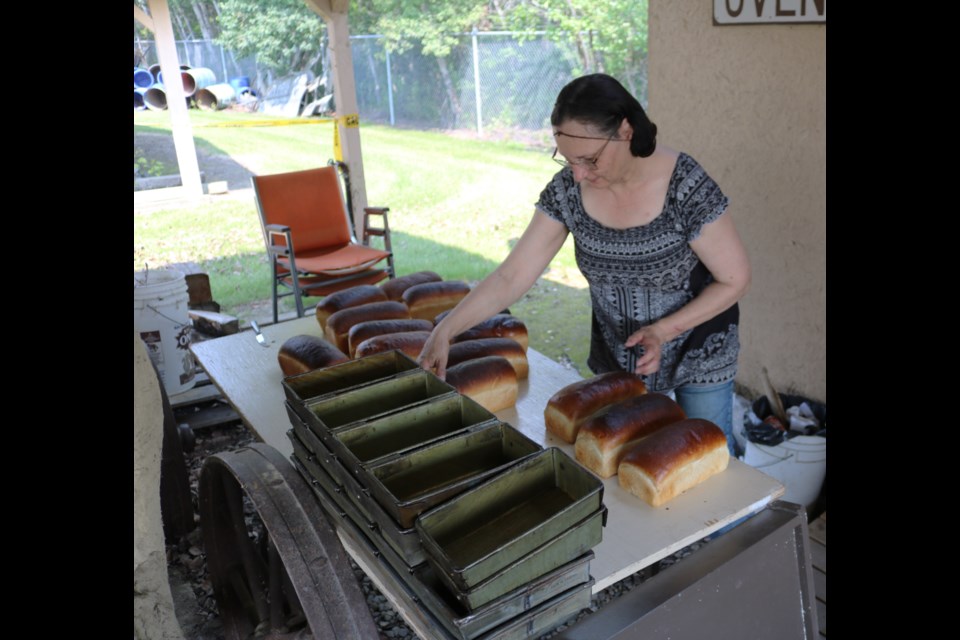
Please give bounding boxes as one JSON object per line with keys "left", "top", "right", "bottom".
{"left": 216, "top": 0, "right": 327, "bottom": 72}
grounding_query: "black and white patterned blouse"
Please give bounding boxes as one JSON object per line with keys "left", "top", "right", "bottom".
{"left": 535, "top": 153, "right": 740, "bottom": 392}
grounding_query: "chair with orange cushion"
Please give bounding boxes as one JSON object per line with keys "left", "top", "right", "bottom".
{"left": 253, "top": 163, "right": 395, "bottom": 323}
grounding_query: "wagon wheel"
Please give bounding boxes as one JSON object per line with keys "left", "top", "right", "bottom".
{"left": 199, "top": 443, "right": 379, "bottom": 640}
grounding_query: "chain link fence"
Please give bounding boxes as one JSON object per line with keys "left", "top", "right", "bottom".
{"left": 134, "top": 37, "right": 260, "bottom": 88}
{"left": 350, "top": 32, "right": 580, "bottom": 133}
{"left": 135, "top": 33, "right": 646, "bottom": 134}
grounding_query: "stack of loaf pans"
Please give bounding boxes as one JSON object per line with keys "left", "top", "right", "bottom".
{"left": 282, "top": 351, "right": 605, "bottom": 640}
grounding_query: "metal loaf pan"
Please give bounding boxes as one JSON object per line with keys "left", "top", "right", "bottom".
{"left": 479, "top": 578, "right": 595, "bottom": 640}
{"left": 431, "top": 507, "right": 604, "bottom": 612}
{"left": 415, "top": 447, "right": 604, "bottom": 592}
{"left": 289, "top": 428, "right": 426, "bottom": 565}
{"left": 331, "top": 391, "right": 499, "bottom": 475}
{"left": 285, "top": 402, "right": 341, "bottom": 482}
{"left": 288, "top": 432, "right": 355, "bottom": 521}
{"left": 282, "top": 350, "right": 421, "bottom": 406}
{"left": 302, "top": 369, "right": 459, "bottom": 444}
{"left": 361, "top": 422, "right": 543, "bottom": 529}
{"left": 410, "top": 551, "right": 594, "bottom": 640}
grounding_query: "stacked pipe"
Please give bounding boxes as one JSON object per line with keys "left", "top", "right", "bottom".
{"left": 134, "top": 65, "right": 249, "bottom": 112}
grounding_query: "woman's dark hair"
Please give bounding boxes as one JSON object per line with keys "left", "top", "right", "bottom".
{"left": 551, "top": 74, "right": 657, "bottom": 158}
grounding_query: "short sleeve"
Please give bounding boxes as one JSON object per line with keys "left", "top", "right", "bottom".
{"left": 534, "top": 168, "right": 575, "bottom": 229}
{"left": 673, "top": 156, "right": 729, "bottom": 243}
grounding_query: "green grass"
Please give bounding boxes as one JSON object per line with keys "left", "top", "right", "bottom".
{"left": 134, "top": 110, "right": 592, "bottom": 373}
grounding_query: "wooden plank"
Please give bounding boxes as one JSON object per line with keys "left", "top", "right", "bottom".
{"left": 808, "top": 512, "right": 826, "bottom": 545}
{"left": 816, "top": 598, "right": 826, "bottom": 636}
{"left": 813, "top": 567, "right": 826, "bottom": 603}
{"left": 191, "top": 315, "right": 786, "bottom": 599}
{"left": 175, "top": 402, "right": 240, "bottom": 430}
{"left": 189, "top": 309, "right": 238, "bottom": 336}
{"left": 169, "top": 383, "right": 223, "bottom": 409}
{"left": 810, "top": 538, "right": 826, "bottom": 574}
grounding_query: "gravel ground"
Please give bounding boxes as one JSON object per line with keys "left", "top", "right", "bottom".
{"left": 166, "top": 420, "right": 711, "bottom": 640}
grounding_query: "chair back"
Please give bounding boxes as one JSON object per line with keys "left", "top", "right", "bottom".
{"left": 253, "top": 166, "right": 353, "bottom": 252}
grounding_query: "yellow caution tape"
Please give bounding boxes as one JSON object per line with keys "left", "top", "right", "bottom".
{"left": 194, "top": 118, "right": 336, "bottom": 128}
{"left": 333, "top": 123, "right": 342, "bottom": 162}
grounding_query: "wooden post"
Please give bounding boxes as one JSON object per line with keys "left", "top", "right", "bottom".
{"left": 138, "top": 0, "right": 204, "bottom": 198}
{"left": 303, "top": 0, "right": 370, "bottom": 239}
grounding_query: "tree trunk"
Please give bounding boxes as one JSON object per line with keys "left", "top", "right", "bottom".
{"left": 436, "top": 55, "right": 460, "bottom": 128}
{"left": 192, "top": 1, "right": 216, "bottom": 41}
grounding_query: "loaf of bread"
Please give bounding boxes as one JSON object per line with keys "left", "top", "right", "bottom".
{"left": 618, "top": 418, "right": 730, "bottom": 507}
{"left": 403, "top": 280, "right": 471, "bottom": 321}
{"left": 574, "top": 393, "right": 686, "bottom": 478}
{"left": 324, "top": 301, "right": 410, "bottom": 354}
{"left": 381, "top": 271, "right": 443, "bottom": 301}
{"left": 445, "top": 356, "right": 519, "bottom": 413}
{"left": 452, "top": 314, "right": 529, "bottom": 352}
{"left": 354, "top": 331, "right": 432, "bottom": 360}
{"left": 447, "top": 338, "right": 528, "bottom": 379}
{"left": 435, "top": 307, "right": 512, "bottom": 325}
{"left": 315, "top": 285, "right": 388, "bottom": 331}
{"left": 347, "top": 319, "right": 434, "bottom": 358}
{"left": 278, "top": 335, "right": 350, "bottom": 376}
{"left": 543, "top": 372, "right": 648, "bottom": 444}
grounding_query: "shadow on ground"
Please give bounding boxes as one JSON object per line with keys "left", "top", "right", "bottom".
{"left": 135, "top": 130, "right": 256, "bottom": 192}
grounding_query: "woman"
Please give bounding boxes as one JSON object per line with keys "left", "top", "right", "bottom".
{"left": 418, "top": 74, "right": 750, "bottom": 455}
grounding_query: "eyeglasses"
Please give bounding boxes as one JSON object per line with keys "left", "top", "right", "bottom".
{"left": 551, "top": 133, "right": 623, "bottom": 169}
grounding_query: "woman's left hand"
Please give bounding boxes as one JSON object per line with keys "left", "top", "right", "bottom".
{"left": 625, "top": 324, "right": 670, "bottom": 375}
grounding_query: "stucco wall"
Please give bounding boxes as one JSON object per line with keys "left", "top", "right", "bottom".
{"left": 649, "top": 2, "right": 826, "bottom": 401}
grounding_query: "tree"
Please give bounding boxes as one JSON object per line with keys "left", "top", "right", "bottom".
{"left": 349, "top": 0, "right": 490, "bottom": 122}
{"left": 493, "top": 0, "right": 649, "bottom": 101}
{"left": 216, "top": 0, "right": 326, "bottom": 74}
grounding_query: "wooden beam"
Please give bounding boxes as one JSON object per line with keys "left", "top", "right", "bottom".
{"left": 147, "top": 0, "right": 204, "bottom": 197}
{"left": 302, "top": 0, "right": 370, "bottom": 239}
{"left": 133, "top": 5, "right": 155, "bottom": 33}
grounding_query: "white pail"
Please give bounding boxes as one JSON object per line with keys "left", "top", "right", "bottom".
{"left": 743, "top": 435, "right": 826, "bottom": 511}
{"left": 134, "top": 269, "right": 196, "bottom": 395}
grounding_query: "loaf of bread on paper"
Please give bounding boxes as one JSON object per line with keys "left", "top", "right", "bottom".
{"left": 543, "top": 372, "right": 648, "bottom": 444}
{"left": 347, "top": 319, "right": 434, "bottom": 358}
{"left": 315, "top": 285, "right": 388, "bottom": 331}
{"left": 445, "top": 356, "right": 518, "bottom": 413}
{"left": 451, "top": 314, "right": 529, "bottom": 352}
{"left": 353, "top": 331, "right": 432, "bottom": 360}
{"left": 447, "top": 337, "right": 528, "bottom": 380}
{"left": 618, "top": 418, "right": 730, "bottom": 507}
{"left": 575, "top": 393, "right": 686, "bottom": 478}
{"left": 324, "top": 301, "right": 410, "bottom": 354}
{"left": 403, "top": 280, "right": 471, "bottom": 321}
{"left": 278, "top": 335, "right": 350, "bottom": 376}
{"left": 380, "top": 271, "right": 443, "bottom": 301}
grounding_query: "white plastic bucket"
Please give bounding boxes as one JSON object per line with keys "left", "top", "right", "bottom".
{"left": 743, "top": 435, "right": 826, "bottom": 511}
{"left": 134, "top": 269, "right": 196, "bottom": 395}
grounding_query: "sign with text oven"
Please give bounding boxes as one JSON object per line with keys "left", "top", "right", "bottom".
{"left": 714, "top": 0, "right": 826, "bottom": 24}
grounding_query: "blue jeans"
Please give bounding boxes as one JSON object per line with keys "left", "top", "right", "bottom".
{"left": 673, "top": 380, "right": 739, "bottom": 457}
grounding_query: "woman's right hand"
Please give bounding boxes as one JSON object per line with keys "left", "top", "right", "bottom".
{"left": 417, "top": 327, "right": 452, "bottom": 380}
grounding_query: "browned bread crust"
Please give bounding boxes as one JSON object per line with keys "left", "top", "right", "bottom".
{"left": 445, "top": 356, "right": 519, "bottom": 413}
{"left": 543, "top": 372, "right": 648, "bottom": 444}
{"left": 381, "top": 271, "right": 443, "bottom": 301}
{"left": 451, "top": 314, "right": 529, "bottom": 352}
{"left": 315, "top": 285, "right": 388, "bottom": 330}
{"left": 618, "top": 418, "right": 730, "bottom": 507}
{"left": 574, "top": 393, "right": 686, "bottom": 478}
{"left": 324, "top": 301, "right": 410, "bottom": 353}
{"left": 402, "top": 281, "right": 471, "bottom": 321}
{"left": 353, "top": 331, "right": 432, "bottom": 360}
{"left": 447, "top": 337, "right": 528, "bottom": 379}
{"left": 347, "top": 319, "right": 434, "bottom": 358}
{"left": 278, "top": 334, "right": 349, "bottom": 376}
